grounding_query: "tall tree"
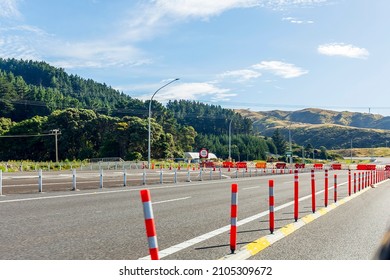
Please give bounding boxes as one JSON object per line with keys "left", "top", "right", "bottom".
{"left": 271, "top": 129, "right": 287, "bottom": 155}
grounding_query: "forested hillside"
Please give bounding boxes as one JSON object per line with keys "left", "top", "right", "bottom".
{"left": 0, "top": 58, "right": 273, "bottom": 162}
{"left": 238, "top": 108, "right": 390, "bottom": 149}
{"left": 0, "top": 58, "right": 146, "bottom": 121}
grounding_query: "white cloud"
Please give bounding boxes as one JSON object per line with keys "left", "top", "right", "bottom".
{"left": 0, "top": 0, "right": 20, "bottom": 18}
{"left": 136, "top": 82, "right": 236, "bottom": 102}
{"left": 122, "top": 0, "right": 328, "bottom": 41}
{"left": 261, "top": 0, "right": 327, "bottom": 10}
{"left": 154, "top": 0, "right": 260, "bottom": 19}
{"left": 49, "top": 41, "right": 149, "bottom": 68}
{"left": 252, "top": 60, "right": 308, "bottom": 78}
{"left": 0, "top": 24, "right": 150, "bottom": 68}
{"left": 318, "top": 43, "right": 369, "bottom": 59}
{"left": 220, "top": 69, "right": 262, "bottom": 82}
{"left": 282, "top": 17, "right": 314, "bottom": 24}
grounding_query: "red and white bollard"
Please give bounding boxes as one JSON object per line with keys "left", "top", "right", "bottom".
{"left": 334, "top": 174, "right": 338, "bottom": 203}
{"left": 324, "top": 169, "right": 329, "bottom": 207}
{"left": 354, "top": 172, "right": 357, "bottom": 193}
{"left": 311, "top": 170, "right": 316, "bottom": 213}
{"left": 294, "top": 170, "right": 299, "bottom": 222}
{"left": 230, "top": 183, "right": 238, "bottom": 254}
{"left": 269, "top": 180, "right": 275, "bottom": 233}
{"left": 140, "top": 189, "right": 159, "bottom": 260}
{"left": 348, "top": 169, "right": 351, "bottom": 196}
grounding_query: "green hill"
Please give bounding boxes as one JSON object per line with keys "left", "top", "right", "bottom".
{"left": 0, "top": 58, "right": 261, "bottom": 162}
{"left": 236, "top": 108, "right": 390, "bottom": 149}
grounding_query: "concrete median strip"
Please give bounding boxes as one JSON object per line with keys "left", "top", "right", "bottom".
{"left": 219, "top": 183, "right": 378, "bottom": 260}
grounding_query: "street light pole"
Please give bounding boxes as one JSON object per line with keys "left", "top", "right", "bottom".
{"left": 148, "top": 78, "right": 179, "bottom": 169}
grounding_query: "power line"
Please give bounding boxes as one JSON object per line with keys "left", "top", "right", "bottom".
{"left": 0, "top": 134, "right": 54, "bottom": 138}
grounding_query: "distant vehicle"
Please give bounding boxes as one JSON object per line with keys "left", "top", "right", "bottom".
{"left": 174, "top": 158, "right": 186, "bottom": 163}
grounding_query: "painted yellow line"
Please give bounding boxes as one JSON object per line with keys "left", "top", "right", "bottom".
{"left": 246, "top": 237, "right": 271, "bottom": 255}
{"left": 280, "top": 223, "right": 296, "bottom": 236}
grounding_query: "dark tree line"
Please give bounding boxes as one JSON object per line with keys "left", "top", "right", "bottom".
{"left": 0, "top": 58, "right": 277, "bottom": 161}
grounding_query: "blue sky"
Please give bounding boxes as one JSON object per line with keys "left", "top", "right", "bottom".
{"left": 1, "top": 0, "right": 389, "bottom": 116}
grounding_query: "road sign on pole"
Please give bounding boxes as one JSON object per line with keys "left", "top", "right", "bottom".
{"left": 199, "top": 148, "right": 209, "bottom": 159}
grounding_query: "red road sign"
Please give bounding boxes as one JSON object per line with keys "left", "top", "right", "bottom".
{"left": 199, "top": 148, "right": 209, "bottom": 159}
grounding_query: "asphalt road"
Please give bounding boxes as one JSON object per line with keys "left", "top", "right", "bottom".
{"left": 0, "top": 169, "right": 388, "bottom": 260}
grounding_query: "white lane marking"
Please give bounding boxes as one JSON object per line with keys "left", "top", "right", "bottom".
{"left": 139, "top": 180, "right": 349, "bottom": 260}
{"left": 152, "top": 197, "right": 191, "bottom": 205}
{"left": 243, "top": 186, "right": 259, "bottom": 191}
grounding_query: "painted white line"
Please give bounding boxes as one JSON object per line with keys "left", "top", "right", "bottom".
{"left": 152, "top": 197, "right": 191, "bottom": 205}
{"left": 242, "top": 186, "right": 259, "bottom": 191}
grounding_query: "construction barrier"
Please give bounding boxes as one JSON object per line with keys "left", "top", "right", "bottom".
{"left": 331, "top": 163, "right": 342, "bottom": 170}
{"left": 314, "top": 163, "right": 323, "bottom": 170}
{"left": 235, "top": 162, "right": 247, "bottom": 169}
{"left": 357, "top": 164, "right": 376, "bottom": 170}
{"left": 255, "top": 162, "right": 267, "bottom": 169}
{"left": 140, "top": 189, "right": 159, "bottom": 260}
{"left": 295, "top": 163, "right": 305, "bottom": 169}
{"left": 230, "top": 183, "right": 238, "bottom": 254}
{"left": 275, "top": 162, "right": 286, "bottom": 169}
{"left": 223, "top": 161, "right": 234, "bottom": 168}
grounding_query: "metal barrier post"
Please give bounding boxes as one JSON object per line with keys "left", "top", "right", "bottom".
{"left": 38, "top": 169, "right": 43, "bottom": 192}
{"left": 72, "top": 169, "right": 77, "bottom": 191}
{"left": 99, "top": 169, "right": 103, "bottom": 189}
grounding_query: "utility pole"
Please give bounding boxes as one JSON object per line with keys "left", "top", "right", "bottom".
{"left": 50, "top": 129, "right": 61, "bottom": 162}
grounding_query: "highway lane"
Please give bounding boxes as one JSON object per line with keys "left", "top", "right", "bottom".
{"left": 0, "top": 169, "right": 379, "bottom": 260}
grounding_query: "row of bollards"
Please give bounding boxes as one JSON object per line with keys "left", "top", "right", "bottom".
{"left": 139, "top": 168, "right": 390, "bottom": 259}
